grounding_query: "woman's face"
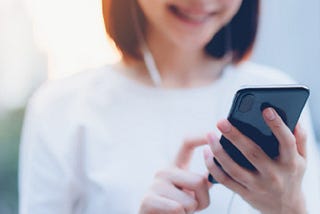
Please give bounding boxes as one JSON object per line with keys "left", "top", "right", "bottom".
{"left": 137, "top": 0, "right": 243, "bottom": 50}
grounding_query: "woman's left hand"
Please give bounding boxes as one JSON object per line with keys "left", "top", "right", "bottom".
{"left": 204, "top": 107, "right": 307, "bottom": 214}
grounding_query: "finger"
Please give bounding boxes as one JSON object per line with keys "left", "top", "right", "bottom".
{"left": 206, "top": 133, "right": 254, "bottom": 186}
{"left": 175, "top": 137, "right": 208, "bottom": 169}
{"left": 203, "top": 147, "right": 247, "bottom": 196}
{"left": 262, "top": 108, "right": 297, "bottom": 163}
{"left": 140, "top": 194, "right": 186, "bottom": 214}
{"left": 216, "top": 120, "right": 273, "bottom": 173}
{"left": 152, "top": 180, "right": 198, "bottom": 214}
{"left": 294, "top": 123, "right": 307, "bottom": 159}
{"left": 155, "top": 168, "right": 210, "bottom": 210}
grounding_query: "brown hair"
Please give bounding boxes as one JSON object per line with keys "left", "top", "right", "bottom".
{"left": 102, "top": 0, "right": 260, "bottom": 63}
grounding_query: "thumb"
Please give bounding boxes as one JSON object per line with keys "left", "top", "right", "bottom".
{"left": 174, "top": 137, "right": 208, "bottom": 169}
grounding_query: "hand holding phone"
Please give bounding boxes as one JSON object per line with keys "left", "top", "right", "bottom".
{"left": 208, "top": 85, "right": 309, "bottom": 183}
{"left": 204, "top": 85, "right": 309, "bottom": 213}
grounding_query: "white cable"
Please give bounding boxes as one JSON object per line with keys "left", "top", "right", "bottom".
{"left": 142, "top": 45, "right": 162, "bottom": 87}
{"left": 131, "top": 1, "right": 162, "bottom": 87}
{"left": 227, "top": 192, "right": 236, "bottom": 214}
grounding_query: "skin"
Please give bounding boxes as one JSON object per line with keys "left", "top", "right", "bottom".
{"left": 139, "top": 138, "right": 211, "bottom": 214}
{"left": 126, "top": 0, "right": 243, "bottom": 88}
{"left": 131, "top": 0, "right": 308, "bottom": 213}
{"left": 204, "top": 108, "right": 307, "bottom": 214}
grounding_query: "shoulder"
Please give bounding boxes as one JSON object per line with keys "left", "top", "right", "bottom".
{"left": 28, "top": 64, "right": 119, "bottom": 117}
{"left": 230, "top": 61, "right": 296, "bottom": 85}
{"left": 22, "top": 64, "right": 124, "bottom": 156}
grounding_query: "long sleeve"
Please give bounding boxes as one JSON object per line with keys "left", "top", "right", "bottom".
{"left": 18, "top": 63, "right": 320, "bottom": 213}
{"left": 19, "top": 92, "right": 84, "bottom": 214}
{"left": 300, "top": 106, "right": 320, "bottom": 213}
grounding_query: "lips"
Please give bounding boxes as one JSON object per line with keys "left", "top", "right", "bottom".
{"left": 168, "top": 4, "right": 217, "bottom": 24}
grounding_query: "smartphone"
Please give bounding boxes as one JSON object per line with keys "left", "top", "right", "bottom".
{"left": 208, "top": 85, "right": 310, "bottom": 183}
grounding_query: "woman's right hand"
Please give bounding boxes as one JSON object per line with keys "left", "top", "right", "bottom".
{"left": 139, "top": 138, "right": 211, "bottom": 214}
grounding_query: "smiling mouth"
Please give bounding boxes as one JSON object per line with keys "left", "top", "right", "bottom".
{"left": 168, "top": 5, "right": 217, "bottom": 24}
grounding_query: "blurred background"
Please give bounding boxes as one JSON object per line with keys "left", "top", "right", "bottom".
{"left": 0, "top": 0, "right": 319, "bottom": 213}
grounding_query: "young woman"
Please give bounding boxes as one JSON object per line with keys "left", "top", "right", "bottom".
{"left": 20, "top": 0, "right": 320, "bottom": 213}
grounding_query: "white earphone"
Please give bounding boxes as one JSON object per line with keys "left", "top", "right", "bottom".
{"left": 131, "top": 1, "right": 162, "bottom": 87}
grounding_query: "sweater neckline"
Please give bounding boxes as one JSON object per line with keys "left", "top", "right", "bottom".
{"left": 107, "top": 61, "right": 235, "bottom": 96}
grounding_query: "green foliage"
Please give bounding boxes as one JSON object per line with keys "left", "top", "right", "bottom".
{"left": 0, "top": 108, "right": 25, "bottom": 214}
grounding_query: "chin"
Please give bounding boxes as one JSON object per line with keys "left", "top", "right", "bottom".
{"left": 168, "top": 28, "right": 221, "bottom": 52}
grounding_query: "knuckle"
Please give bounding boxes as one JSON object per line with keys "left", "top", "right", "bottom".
{"left": 228, "top": 130, "right": 239, "bottom": 141}
{"left": 272, "top": 118, "right": 283, "bottom": 129}
{"left": 140, "top": 195, "right": 155, "bottom": 213}
{"left": 169, "top": 203, "right": 184, "bottom": 214}
{"left": 183, "top": 139, "right": 194, "bottom": 150}
{"left": 216, "top": 173, "right": 229, "bottom": 185}
{"left": 149, "top": 179, "right": 169, "bottom": 195}
{"left": 228, "top": 168, "right": 242, "bottom": 180}
{"left": 284, "top": 140, "right": 297, "bottom": 153}
{"left": 186, "top": 199, "right": 198, "bottom": 213}
{"left": 244, "top": 144, "right": 261, "bottom": 160}
{"left": 212, "top": 145, "right": 225, "bottom": 158}
{"left": 154, "top": 169, "right": 169, "bottom": 179}
{"left": 197, "top": 194, "right": 210, "bottom": 210}
{"left": 194, "top": 176, "right": 207, "bottom": 188}
{"left": 268, "top": 173, "right": 283, "bottom": 189}
{"left": 287, "top": 134, "right": 297, "bottom": 146}
{"left": 263, "top": 166, "right": 275, "bottom": 178}
{"left": 202, "top": 197, "right": 210, "bottom": 210}
{"left": 285, "top": 159, "right": 300, "bottom": 172}
{"left": 252, "top": 182, "right": 268, "bottom": 195}
{"left": 140, "top": 195, "right": 150, "bottom": 206}
{"left": 241, "top": 191, "right": 253, "bottom": 202}
{"left": 261, "top": 168, "right": 282, "bottom": 190}
{"left": 151, "top": 178, "right": 165, "bottom": 190}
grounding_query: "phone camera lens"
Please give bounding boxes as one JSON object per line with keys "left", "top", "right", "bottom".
{"left": 239, "top": 94, "right": 255, "bottom": 113}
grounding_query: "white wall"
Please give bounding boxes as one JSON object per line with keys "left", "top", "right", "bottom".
{"left": 252, "top": 0, "right": 320, "bottom": 139}
{"left": 0, "top": 0, "right": 46, "bottom": 112}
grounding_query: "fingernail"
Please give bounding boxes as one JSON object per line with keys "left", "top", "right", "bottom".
{"left": 218, "top": 120, "right": 232, "bottom": 133}
{"left": 264, "top": 108, "right": 276, "bottom": 121}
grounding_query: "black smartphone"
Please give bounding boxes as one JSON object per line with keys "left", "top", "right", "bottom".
{"left": 209, "top": 85, "right": 310, "bottom": 183}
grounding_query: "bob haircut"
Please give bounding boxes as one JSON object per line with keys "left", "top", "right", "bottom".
{"left": 103, "top": 0, "right": 260, "bottom": 63}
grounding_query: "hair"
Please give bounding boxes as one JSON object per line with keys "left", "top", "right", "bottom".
{"left": 102, "top": 0, "right": 260, "bottom": 63}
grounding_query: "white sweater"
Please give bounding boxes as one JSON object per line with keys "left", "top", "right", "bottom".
{"left": 19, "top": 61, "right": 320, "bottom": 213}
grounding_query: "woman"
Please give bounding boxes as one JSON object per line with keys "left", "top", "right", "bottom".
{"left": 19, "top": 0, "right": 320, "bottom": 213}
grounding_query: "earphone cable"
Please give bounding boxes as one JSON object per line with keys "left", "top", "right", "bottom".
{"left": 227, "top": 192, "right": 236, "bottom": 214}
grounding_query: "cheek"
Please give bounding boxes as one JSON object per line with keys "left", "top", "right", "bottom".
{"left": 230, "top": 0, "right": 244, "bottom": 13}
{"left": 222, "top": 0, "right": 243, "bottom": 8}
{"left": 137, "top": 0, "right": 156, "bottom": 18}
{"left": 136, "top": 0, "right": 163, "bottom": 26}
{"left": 137, "top": 0, "right": 164, "bottom": 14}
{"left": 136, "top": 0, "right": 151, "bottom": 16}
{"left": 220, "top": 0, "right": 243, "bottom": 23}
